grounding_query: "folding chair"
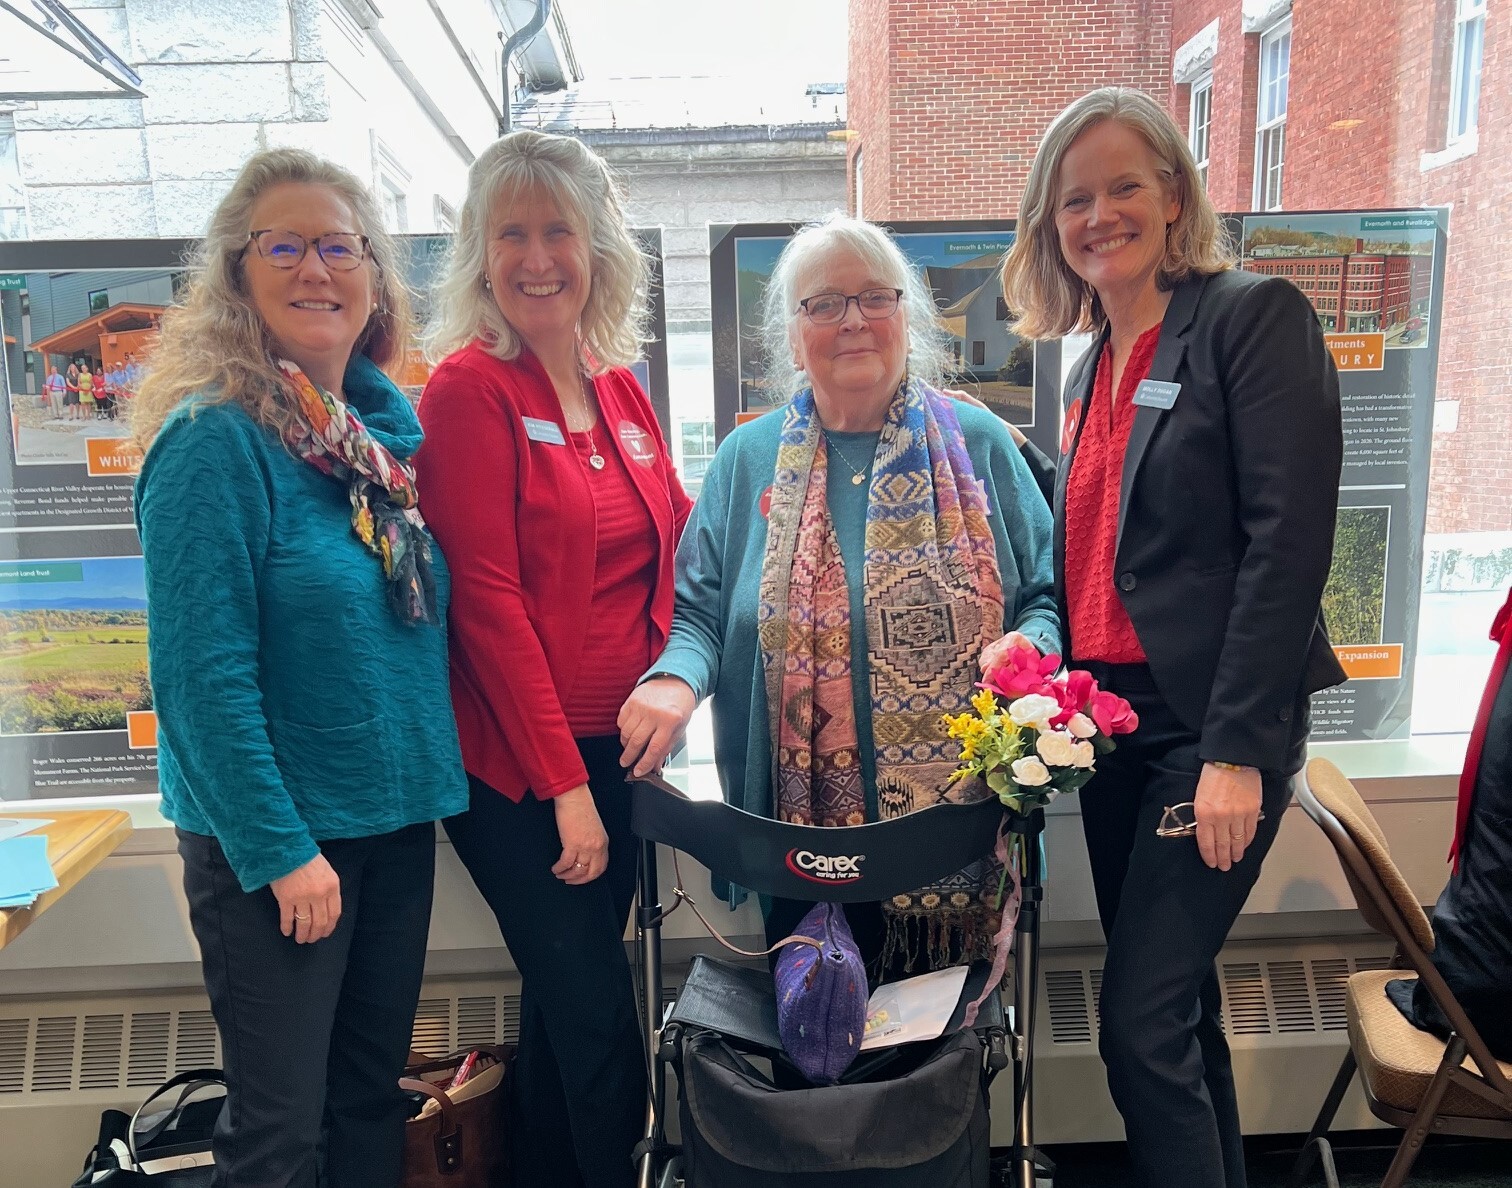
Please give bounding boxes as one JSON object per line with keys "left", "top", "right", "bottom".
{"left": 1286, "top": 758, "right": 1512, "bottom": 1188}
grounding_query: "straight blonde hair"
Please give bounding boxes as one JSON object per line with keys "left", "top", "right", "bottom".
{"left": 130, "top": 148, "right": 412, "bottom": 449}
{"left": 424, "top": 130, "right": 649, "bottom": 372}
{"left": 1001, "top": 87, "right": 1234, "bottom": 340}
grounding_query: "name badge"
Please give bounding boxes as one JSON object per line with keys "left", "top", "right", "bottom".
{"left": 522, "top": 416, "right": 566, "bottom": 445}
{"left": 1132, "top": 380, "right": 1180, "bottom": 410}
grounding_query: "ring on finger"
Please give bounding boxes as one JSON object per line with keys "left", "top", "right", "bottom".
{"left": 293, "top": 912, "right": 311, "bottom": 921}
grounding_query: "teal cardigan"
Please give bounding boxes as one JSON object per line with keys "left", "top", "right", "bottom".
{"left": 649, "top": 402, "right": 1060, "bottom": 834}
{"left": 136, "top": 357, "right": 468, "bottom": 892}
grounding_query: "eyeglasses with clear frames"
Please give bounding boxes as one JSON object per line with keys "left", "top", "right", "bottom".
{"left": 797, "top": 287, "right": 903, "bottom": 324}
{"left": 1156, "top": 802, "right": 1266, "bottom": 839}
{"left": 244, "top": 230, "right": 371, "bottom": 271}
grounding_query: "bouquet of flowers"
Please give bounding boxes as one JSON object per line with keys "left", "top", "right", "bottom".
{"left": 942, "top": 641, "right": 1140, "bottom": 816}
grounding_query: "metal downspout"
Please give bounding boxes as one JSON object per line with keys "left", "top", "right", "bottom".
{"left": 499, "top": 0, "right": 552, "bottom": 136}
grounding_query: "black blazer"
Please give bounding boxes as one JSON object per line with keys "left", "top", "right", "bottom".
{"left": 1052, "top": 268, "right": 1347, "bottom": 771}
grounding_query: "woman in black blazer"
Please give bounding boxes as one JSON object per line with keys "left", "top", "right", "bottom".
{"left": 996, "top": 88, "right": 1345, "bottom": 1188}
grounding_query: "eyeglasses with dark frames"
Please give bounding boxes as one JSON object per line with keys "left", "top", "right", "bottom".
{"left": 244, "top": 230, "right": 371, "bottom": 271}
{"left": 797, "top": 287, "right": 903, "bottom": 325}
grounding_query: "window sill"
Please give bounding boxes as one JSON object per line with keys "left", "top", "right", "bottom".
{"left": 1420, "top": 132, "right": 1478, "bottom": 172}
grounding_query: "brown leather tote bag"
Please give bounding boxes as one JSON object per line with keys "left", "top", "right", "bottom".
{"left": 399, "top": 1045, "right": 513, "bottom": 1188}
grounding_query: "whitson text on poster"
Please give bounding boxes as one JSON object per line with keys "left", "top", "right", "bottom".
{"left": 1239, "top": 209, "right": 1447, "bottom": 742}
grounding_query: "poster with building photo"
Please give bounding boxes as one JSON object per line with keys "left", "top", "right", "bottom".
{"left": 1236, "top": 209, "right": 1449, "bottom": 742}
{"left": 0, "top": 234, "right": 671, "bottom": 801}
{"left": 708, "top": 221, "right": 1062, "bottom": 458}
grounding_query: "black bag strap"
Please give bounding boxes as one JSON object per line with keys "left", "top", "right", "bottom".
{"left": 128, "top": 1069, "right": 225, "bottom": 1162}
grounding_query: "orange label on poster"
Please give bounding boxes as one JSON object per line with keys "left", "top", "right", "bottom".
{"left": 1333, "top": 644, "right": 1403, "bottom": 680}
{"left": 736, "top": 409, "right": 771, "bottom": 426}
{"left": 86, "top": 438, "right": 145, "bottom": 477}
{"left": 126, "top": 710, "right": 159, "bottom": 749}
{"left": 1324, "top": 333, "right": 1385, "bottom": 372}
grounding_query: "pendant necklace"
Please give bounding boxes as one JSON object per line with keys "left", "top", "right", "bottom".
{"left": 575, "top": 372, "right": 605, "bottom": 470}
{"left": 822, "top": 431, "right": 871, "bottom": 486}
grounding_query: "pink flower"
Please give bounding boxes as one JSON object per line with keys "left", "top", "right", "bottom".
{"left": 1088, "top": 689, "right": 1140, "bottom": 736}
{"left": 1046, "top": 668, "right": 1099, "bottom": 726}
{"left": 981, "top": 642, "right": 1061, "bottom": 701}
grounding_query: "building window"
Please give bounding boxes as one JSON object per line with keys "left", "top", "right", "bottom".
{"left": 433, "top": 197, "right": 457, "bottom": 234}
{"left": 0, "top": 114, "right": 26, "bottom": 241}
{"left": 1254, "top": 20, "right": 1290, "bottom": 211}
{"left": 1448, "top": 0, "right": 1486, "bottom": 143}
{"left": 380, "top": 179, "right": 409, "bottom": 233}
{"left": 372, "top": 137, "right": 411, "bottom": 234}
{"left": 1189, "top": 74, "right": 1213, "bottom": 189}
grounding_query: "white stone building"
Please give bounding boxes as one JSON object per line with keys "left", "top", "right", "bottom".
{"left": 0, "top": 0, "right": 578, "bottom": 240}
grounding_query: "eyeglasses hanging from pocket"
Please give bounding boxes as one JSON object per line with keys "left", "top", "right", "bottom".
{"left": 1156, "top": 801, "right": 1266, "bottom": 839}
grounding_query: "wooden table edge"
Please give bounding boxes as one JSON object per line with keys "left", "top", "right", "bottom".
{"left": 0, "top": 810, "right": 134, "bottom": 951}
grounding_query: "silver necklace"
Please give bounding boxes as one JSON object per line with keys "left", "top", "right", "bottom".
{"left": 822, "top": 431, "right": 871, "bottom": 486}
{"left": 573, "top": 373, "right": 605, "bottom": 471}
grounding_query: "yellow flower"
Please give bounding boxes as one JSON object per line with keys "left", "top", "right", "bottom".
{"left": 971, "top": 688, "right": 999, "bottom": 719}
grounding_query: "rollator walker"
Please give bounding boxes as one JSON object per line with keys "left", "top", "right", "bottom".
{"left": 628, "top": 773, "right": 1054, "bottom": 1187}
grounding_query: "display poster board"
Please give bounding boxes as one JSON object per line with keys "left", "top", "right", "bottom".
{"left": 0, "top": 231, "right": 669, "bottom": 801}
{"left": 1233, "top": 209, "right": 1448, "bottom": 743}
{"left": 708, "top": 221, "right": 1063, "bottom": 459}
{"left": 708, "top": 210, "right": 1449, "bottom": 744}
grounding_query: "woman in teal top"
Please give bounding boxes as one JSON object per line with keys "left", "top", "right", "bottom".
{"left": 132, "top": 148, "right": 466, "bottom": 1188}
{"left": 620, "top": 216, "right": 1059, "bottom": 972}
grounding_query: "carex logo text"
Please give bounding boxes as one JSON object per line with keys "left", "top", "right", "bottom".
{"left": 785, "top": 848, "right": 866, "bottom": 884}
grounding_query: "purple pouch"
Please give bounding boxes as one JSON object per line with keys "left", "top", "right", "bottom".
{"left": 773, "top": 902, "right": 868, "bottom": 1085}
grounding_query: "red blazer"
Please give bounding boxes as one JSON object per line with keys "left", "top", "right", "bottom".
{"left": 416, "top": 344, "right": 692, "bottom": 802}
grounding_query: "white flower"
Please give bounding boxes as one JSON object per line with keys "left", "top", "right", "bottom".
{"left": 1070, "top": 740, "right": 1096, "bottom": 768}
{"left": 1035, "top": 731, "right": 1076, "bottom": 767}
{"left": 1008, "top": 694, "right": 1060, "bottom": 730}
{"left": 1067, "top": 713, "right": 1096, "bottom": 739}
{"left": 1011, "top": 756, "right": 1052, "bottom": 787}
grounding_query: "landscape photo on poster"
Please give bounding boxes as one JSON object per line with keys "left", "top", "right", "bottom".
{"left": 1241, "top": 213, "right": 1436, "bottom": 348}
{"left": 1322, "top": 506, "right": 1390, "bottom": 646}
{"left": 732, "top": 231, "right": 1033, "bottom": 423}
{"left": 0, "top": 555, "right": 150, "bottom": 739}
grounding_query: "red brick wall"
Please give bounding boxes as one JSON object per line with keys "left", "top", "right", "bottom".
{"left": 1279, "top": 0, "right": 1510, "bottom": 535}
{"left": 847, "top": 0, "right": 1174, "bottom": 220}
{"left": 848, "top": 0, "right": 1509, "bottom": 534}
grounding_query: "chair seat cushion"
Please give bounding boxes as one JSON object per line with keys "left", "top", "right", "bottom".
{"left": 1347, "top": 970, "right": 1512, "bottom": 1122}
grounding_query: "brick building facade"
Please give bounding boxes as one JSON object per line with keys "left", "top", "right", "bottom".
{"left": 847, "top": 0, "right": 1508, "bottom": 537}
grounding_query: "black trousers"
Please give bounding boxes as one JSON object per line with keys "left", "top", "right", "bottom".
{"left": 443, "top": 737, "right": 643, "bottom": 1188}
{"left": 1078, "top": 662, "right": 1299, "bottom": 1188}
{"left": 177, "top": 822, "right": 436, "bottom": 1188}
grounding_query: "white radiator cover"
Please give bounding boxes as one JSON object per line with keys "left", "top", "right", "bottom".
{"left": 1, "top": 936, "right": 1392, "bottom": 1187}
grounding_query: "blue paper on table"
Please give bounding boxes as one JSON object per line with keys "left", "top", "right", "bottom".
{"left": 0, "top": 835, "right": 59, "bottom": 908}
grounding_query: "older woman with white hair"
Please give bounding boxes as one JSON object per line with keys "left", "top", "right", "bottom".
{"left": 415, "top": 129, "right": 690, "bottom": 1188}
{"left": 619, "top": 214, "right": 1059, "bottom": 974}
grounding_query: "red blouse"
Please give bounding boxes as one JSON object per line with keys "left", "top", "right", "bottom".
{"left": 1064, "top": 323, "right": 1162, "bottom": 664}
{"left": 416, "top": 346, "right": 693, "bottom": 802}
{"left": 561, "top": 428, "right": 659, "bottom": 736}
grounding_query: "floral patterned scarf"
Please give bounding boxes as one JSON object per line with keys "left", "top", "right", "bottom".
{"left": 757, "top": 378, "right": 1006, "bottom": 970}
{"left": 277, "top": 359, "right": 436, "bottom": 624}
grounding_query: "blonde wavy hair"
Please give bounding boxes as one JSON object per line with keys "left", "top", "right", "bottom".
{"left": 130, "top": 148, "right": 412, "bottom": 449}
{"left": 1001, "top": 87, "right": 1235, "bottom": 340}
{"left": 424, "top": 130, "right": 649, "bottom": 371}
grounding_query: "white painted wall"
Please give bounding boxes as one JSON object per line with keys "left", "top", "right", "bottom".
{"left": 3, "top": 0, "right": 515, "bottom": 240}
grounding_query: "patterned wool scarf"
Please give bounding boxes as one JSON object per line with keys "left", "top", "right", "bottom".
{"left": 758, "top": 379, "right": 1006, "bottom": 971}
{"left": 277, "top": 359, "right": 437, "bottom": 624}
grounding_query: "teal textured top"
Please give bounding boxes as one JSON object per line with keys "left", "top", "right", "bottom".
{"left": 649, "top": 403, "right": 1060, "bottom": 839}
{"left": 135, "top": 357, "right": 468, "bottom": 892}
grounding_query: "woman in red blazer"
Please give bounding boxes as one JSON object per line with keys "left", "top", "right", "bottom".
{"left": 415, "top": 130, "right": 691, "bottom": 1188}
